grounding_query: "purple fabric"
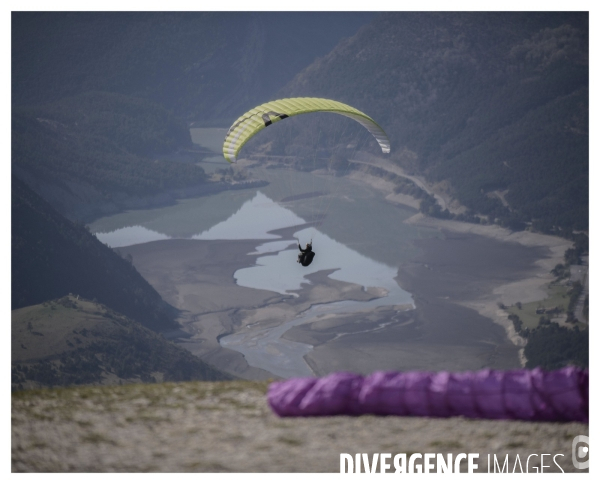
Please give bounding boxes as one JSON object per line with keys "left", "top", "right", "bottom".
{"left": 267, "top": 367, "right": 588, "bottom": 422}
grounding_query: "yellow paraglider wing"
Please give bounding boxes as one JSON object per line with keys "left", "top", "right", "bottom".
{"left": 222, "top": 97, "right": 390, "bottom": 163}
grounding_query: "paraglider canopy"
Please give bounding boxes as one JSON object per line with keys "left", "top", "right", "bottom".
{"left": 223, "top": 97, "right": 390, "bottom": 163}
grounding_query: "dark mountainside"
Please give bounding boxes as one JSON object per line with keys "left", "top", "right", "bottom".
{"left": 12, "top": 11, "right": 375, "bottom": 124}
{"left": 11, "top": 12, "right": 375, "bottom": 221}
{"left": 263, "top": 12, "right": 588, "bottom": 236}
{"left": 12, "top": 177, "right": 178, "bottom": 333}
{"left": 12, "top": 295, "right": 232, "bottom": 391}
{"left": 12, "top": 92, "right": 207, "bottom": 221}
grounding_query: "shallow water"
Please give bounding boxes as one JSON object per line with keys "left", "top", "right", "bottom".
{"left": 209, "top": 193, "right": 415, "bottom": 377}
{"left": 93, "top": 188, "right": 414, "bottom": 299}
{"left": 92, "top": 167, "right": 438, "bottom": 266}
{"left": 220, "top": 296, "right": 409, "bottom": 378}
{"left": 221, "top": 238, "right": 414, "bottom": 377}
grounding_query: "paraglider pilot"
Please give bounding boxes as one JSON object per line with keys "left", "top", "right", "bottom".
{"left": 297, "top": 240, "right": 315, "bottom": 267}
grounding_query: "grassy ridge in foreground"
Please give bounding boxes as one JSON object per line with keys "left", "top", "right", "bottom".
{"left": 12, "top": 379, "right": 588, "bottom": 472}
{"left": 12, "top": 295, "right": 233, "bottom": 391}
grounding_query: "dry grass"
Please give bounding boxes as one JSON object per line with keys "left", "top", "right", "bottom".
{"left": 12, "top": 380, "right": 588, "bottom": 473}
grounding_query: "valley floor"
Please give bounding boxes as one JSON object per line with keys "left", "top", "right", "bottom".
{"left": 106, "top": 156, "right": 575, "bottom": 377}
{"left": 124, "top": 221, "right": 557, "bottom": 379}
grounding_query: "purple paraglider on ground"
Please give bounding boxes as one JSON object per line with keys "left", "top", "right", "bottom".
{"left": 267, "top": 367, "right": 588, "bottom": 422}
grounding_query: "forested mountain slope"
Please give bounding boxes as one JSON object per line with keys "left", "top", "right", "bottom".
{"left": 267, "top": 12, "right": 588, "bottom": 235}
{"left": 12, "top": 92, "right": 207, "bottom": 221}
{"left": 12, "top": 177, "right": 178, "bottom": 333}
{"left": 12, "top": 12, "right": 375, "bottom": 124}
{"left": 11, "top": 12, "right": 374, "bottom": 220}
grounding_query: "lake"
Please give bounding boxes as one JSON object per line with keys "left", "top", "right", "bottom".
{"left": 89, "top": 128, "right": 445, "bottom": 376}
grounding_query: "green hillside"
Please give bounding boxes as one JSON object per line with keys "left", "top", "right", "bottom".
{"left": 12, "top": 296, "right": 232, "bottom": 391}
{"left": 12, "top": 177, "right": 177, "bottom": 332}
{"left": 267, "top": 12, "right": 588, "bottom": 235}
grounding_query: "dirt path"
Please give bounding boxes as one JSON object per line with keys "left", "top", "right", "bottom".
{"left": 349, "top": 153, "right": 458, "bottom": 213}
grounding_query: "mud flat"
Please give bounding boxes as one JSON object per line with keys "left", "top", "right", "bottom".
{"left": 276, "top": 215, "right": 564, "bottom": 375}
{"left": 125, "top": 238, "right": 282, "bottom": 380}
{"left": 125, "top": 238, "right": 392, "bottom": 379}
{"left": 345, "top": 157, "right": 572, "bottom": 367}
{"left": 121, "top": 159, "right": 572, "bottom": 377}
{"left": 403, "top": 214, "right": 573, "bottom": 364}
{"left": 124, "top": 214, "right": 562, "bottom": 377}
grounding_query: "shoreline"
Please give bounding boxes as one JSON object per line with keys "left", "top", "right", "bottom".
{"left": 342, "top": 156, "right": 572, "bottom": 367}
{"left": 68, "top": 178, "right": 268, "bottom": 224}
{"left": 404, "top": 213, "right": 572, "bottom": 365}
